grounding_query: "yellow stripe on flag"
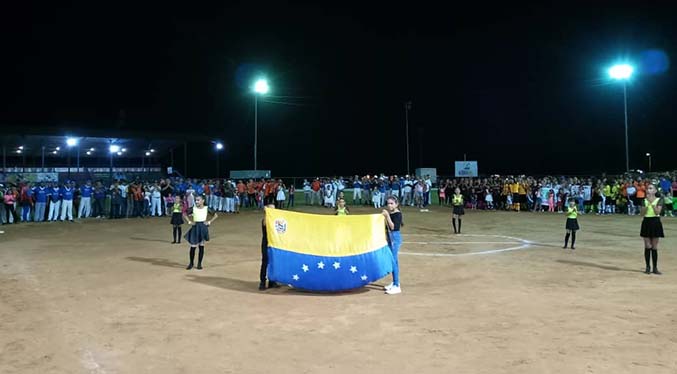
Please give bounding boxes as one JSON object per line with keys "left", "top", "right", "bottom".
{"left": 265, "top": 209, "right": 388, "bottom": 257}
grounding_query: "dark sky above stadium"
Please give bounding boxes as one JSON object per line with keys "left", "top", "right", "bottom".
{"left": 2, "top": 2, "right": 676, "bottom": 178}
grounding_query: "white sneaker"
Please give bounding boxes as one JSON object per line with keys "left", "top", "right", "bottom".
{"left": 385, "top": 285, "right": 401, "bottom": 295}
{"left": 383, "top": 282, "right": 394, "bottom": 291}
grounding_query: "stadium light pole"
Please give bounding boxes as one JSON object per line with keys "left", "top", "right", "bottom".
{"left": 405, "top": 101, "right": 412, "bottom": 175}
{"left": 253, "top": 78, "right": 269, "bottom": 171}
{"left": 215, "top": 142, "right": 223, "bottom": 177}
{"left": 608, "top": 64, "right": 634, "bottom": 172}
{"left": 646, "top": 152, "right": 651, "bottom": 172}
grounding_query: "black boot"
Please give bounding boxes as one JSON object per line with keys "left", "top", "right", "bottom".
{"left": 652, "top": 249, "right": 661, "bottom": 275}
{"left": 458, "top": 219, "right": 462, "bottom": 234}
{"left": 187, "top": 247, "right": 195, "bottom": 270}
{"left": 452, "top": 218, "right": 457, "bottom": 234}
{"left": 196, "top": 245, "right": 204, "bottom": 269}
{"left": 172, "top": 227, "right": 177, "bottom": 244}
{"left": 570, "top": 232, "right": 576, "bottom": 250}
{"left": 644, "top": 248, "right": 651, "bottom": 274}
{"left": 563, "top": 233, "right": 570, "bottom": 248}
{"left": 259, "top": 282, "right": 267, "bottom": 290}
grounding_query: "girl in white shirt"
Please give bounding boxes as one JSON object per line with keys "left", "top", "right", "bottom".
{"left": 182, "top": 195, "right": 218, "bottom": 270}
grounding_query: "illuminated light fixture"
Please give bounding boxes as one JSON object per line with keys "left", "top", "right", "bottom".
{"left": 121, "top": 148, "right": 127, "bottom": 153}
{"left": 18, "top": 146, "right": 24, "bottom": 150}
{"left": 253, "top": 78, "right": 269, "bottom": 94}
{"left": 53, "top": 151, "right": 58, "bottom": 154}
{"left": 216, "top": 142, "right": 224, "bottom": 150}
{"left": 16, "top": 149, "right": 22, "bottom": 154}
{"left": 150, "top": 149, "right": 155, "bottom": 153}
{"left": 608, "top": 64, "right": 634, "bottom": 80}
{"left": 109, "top": 145, "right": 121, "bottom": 153}
{"left": 56, "top": 146, "right": 60, "bottom": 151}
{"left": 86, "top": 151, "right": 91, "bottom": 155}
{"left": 145, "top": 151, "right": 151, "bottom": 156}
{"left": 117, "top": 151, "right": 122, "bottom": 156}
{"left": 89, "top": 148, "right": 95, "bottom": 152}
{"left": 66, "top": 137, "right": 78, "bottom": 147}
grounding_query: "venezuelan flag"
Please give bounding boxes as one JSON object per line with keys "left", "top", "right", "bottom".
{"left": 265, "top": 209, "right": 394, "bottom": 292}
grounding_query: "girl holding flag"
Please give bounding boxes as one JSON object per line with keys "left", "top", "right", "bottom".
{"left": 383, "top": 196, "right": 403, "bottom": 295}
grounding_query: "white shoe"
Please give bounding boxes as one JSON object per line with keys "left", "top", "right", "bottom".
{"left": 385, "top": 285, "right": 401, "bottom": 295}
{"left": 383, "top": 282, "right": 394, "bottom": 291}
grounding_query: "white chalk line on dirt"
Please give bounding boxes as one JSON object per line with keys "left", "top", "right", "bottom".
{"left": 400, "top": 233, "right": 546, "bottom": 257}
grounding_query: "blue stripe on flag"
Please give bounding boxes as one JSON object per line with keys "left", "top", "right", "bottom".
{"left": 267, "top": 245, "right": 394, "bottom": 292}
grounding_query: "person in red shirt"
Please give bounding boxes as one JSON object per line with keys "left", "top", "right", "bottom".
{"left": 246, "top": 179, "right": 256, "bottom": 208}
{"left": 236, "top": 180, "right": 246, "bottom": 208}
{"left": 311, "top": 178, "right": 321, "bottom": 205}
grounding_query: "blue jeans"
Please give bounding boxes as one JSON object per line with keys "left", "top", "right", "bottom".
{"left": 577, "top": 197, "right": 584, "bottom": 212}
{"left": 388, "top": 230, "right": 402, "bottom": 286}
{"left": 21, "top": 205, "right": 31, "bottom": 222}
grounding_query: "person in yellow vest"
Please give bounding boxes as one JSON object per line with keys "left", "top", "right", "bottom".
{"left": 640, "top": 183, "right": 664, "bottom": 275}
{"left": 334, "top": 198, "right": 350, "bottom": 215}
{"left": 170, "top": 195, "right": 185, "bottom": 244}
{"left": 517, "top": 180, "right": 527, "bottom": 212}
{"left": 563, "top": 198, "right": 580, "bottom": 249}
{"left": 451, "top": 187, "right": 464, "bottom": 234}
{"left": 510, "top": 180, "right": 520, "bottom": 211}
{"left": 183, "top": 195, "right": 218, "bottom": 270}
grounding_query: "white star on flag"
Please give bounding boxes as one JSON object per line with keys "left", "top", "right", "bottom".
{"left": 361, "top": 275, "right": 368, "bottom": 281}
{"left": 302, "top": 264, "right": 309, "bottom": 272}
{"left": 292, "top": 274, "right": 300, "bottom": 281}
{"left": 350, "top": 266, "right": 357, "bottom": 273}
{"left": 333, "top": 262, "right": 341, "bottom": 269}
{"left": 317, "top": 261, "right": 325, "bottom": 269}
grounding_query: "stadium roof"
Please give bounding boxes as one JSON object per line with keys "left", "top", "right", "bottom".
{"left": 1, "top": 122, "right": 218, "bottom": 158}
{"left": 2, "top": 134, "right": 180, "bottom": 158}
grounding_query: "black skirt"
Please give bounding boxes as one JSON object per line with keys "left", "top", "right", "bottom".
{"left": 170, "top": 212, "right": 184, "bottom": 225}
{"left": 184, "top": 222, "right": 210, "bottom": 244}
{"left": 565, "top": 218, "right": 580, "bottom": 231}
{"left": 453, "top": 205, "right": 465, "bottom": 215}
{"left": 640, "top": 217, "right": 664, "bottom": 238}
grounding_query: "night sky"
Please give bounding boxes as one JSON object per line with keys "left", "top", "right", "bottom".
{"left": 2, "top": 2, "right": 676, "bottom": 178}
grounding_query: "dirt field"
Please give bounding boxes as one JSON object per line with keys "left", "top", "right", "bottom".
{"left": 1, "top": 205, "right": 676, "bottom": 374}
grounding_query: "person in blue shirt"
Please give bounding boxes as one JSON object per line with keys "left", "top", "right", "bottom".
{"left": 391, "top": 177, "right": 402, "bottom": 201}
{"left": 352, "top": 177, "right": 362, "bottom": 205}
{"left": 378, "top": 180, "right": 387, "bottom": 208}
{"left": 659, "top": 176, "right": 672, "bottom": 196}
{"left": 59, "top": 182, "right": 75, "bottom": 222}
{"left": 47, "top": 182, "right": 62, "bottom": 221}
{"left": 33, "top": 182, "right": 48, "bottom": 222}
{"left": 78, "top": 180, "right": 93, "bottom": 219}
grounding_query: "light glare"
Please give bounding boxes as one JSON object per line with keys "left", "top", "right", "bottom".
{"left": 109, "top": 145, "right": 121, "bottom": 153}
{"left": 609, "top": 64, "right": 634, "bottom": 80}
{"left": 66, "top": 137, "right": 78, "bottom": 147}
{"left": 253, "top": 79, "right": 269, "bottom": 94}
